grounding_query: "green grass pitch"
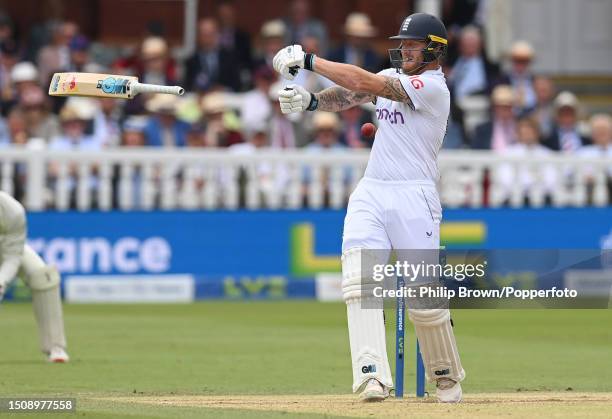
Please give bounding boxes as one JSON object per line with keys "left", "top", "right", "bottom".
{"left": 0, "top": 302, "right": 611, "bottom": 417}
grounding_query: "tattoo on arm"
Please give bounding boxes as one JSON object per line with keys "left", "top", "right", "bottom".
{"left": 315, "top": 87, "right": 375, "bottom": 112}
{"left": 377, "top": 76, "right": 414, "bottom": 107}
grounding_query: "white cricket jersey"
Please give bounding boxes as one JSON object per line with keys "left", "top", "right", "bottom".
{"left": 364, "top": 67, "right": 450, "bottom": 181}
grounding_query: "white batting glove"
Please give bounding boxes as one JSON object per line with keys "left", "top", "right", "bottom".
{"left": 273, "top": 45, "right": 306, "bottom": 81}
{"left": 278, "top": 84, "right": 315, "bottom": 114}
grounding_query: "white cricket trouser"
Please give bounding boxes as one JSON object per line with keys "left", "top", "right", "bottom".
{"left": 342, "top": 177, "right": 441, "bottom": 252}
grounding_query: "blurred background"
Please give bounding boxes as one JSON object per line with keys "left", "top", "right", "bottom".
{"left": 0, "top": 0, "right": 611, "bottom": 302}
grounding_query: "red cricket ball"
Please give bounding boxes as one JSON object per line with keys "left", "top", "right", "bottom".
{"left": 361, "top": 122, "right": 376, "bottom": 138}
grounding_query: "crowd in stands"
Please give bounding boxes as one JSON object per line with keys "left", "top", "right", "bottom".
{"left": 0, "top": 0, "right": 609, "bottom": 203}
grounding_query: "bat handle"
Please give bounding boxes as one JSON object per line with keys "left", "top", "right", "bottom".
{"left": 132, "top": 82, "right": 185, "bottom": 96}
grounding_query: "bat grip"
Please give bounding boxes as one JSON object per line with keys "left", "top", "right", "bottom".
{"left": 133, "top": 82, "right": 185, "bottom": 96}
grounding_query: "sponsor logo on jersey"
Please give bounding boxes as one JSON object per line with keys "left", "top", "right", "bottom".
{"left": 409, "top": 75, "right": 424, "bottom": 89}
{"left": 375, "top": 108, "right": 405, "bottom": 124}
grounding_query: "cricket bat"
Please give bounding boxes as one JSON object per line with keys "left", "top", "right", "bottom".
{"left": 48, "top": 72, "right": 184, "bottom": 99}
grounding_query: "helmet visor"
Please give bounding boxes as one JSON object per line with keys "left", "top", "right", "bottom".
{"left": 388, "top": 40, "right": 447, "bottom": 71}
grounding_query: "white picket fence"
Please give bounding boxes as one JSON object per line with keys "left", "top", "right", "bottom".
{"left": 1, "top": 145, "right": 610, "bottom": 211}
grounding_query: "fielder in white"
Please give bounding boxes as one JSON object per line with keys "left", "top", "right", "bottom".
{"left": 0, "top": 191, "right": 69, "bottom": 362}
{"left": 273, "top": 13, "right": 464, "bottom": 402}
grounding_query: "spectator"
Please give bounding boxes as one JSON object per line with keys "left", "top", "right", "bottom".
{"left": 113, "top": 116, "right": 149, "bottom": 209}
{"left": 47, "top": 104, "right": 102, "bottom": 208}
{"left": 284, "top": 0, "right": 328, "bottom": 54}
{"left": 143, "top": 94, "right": 190, "bottom": 147}
{"left": 18, "top": 86, "right": 60, "bottom": 142}
{"left": 235, "top": 122, "right": 275, "bottom": 154}
{"left": 92, "top": 97, "right": 122, "bottom": 147}
{"left": 443, "top": 101, "right": 467, "bottom": 149}
{"left": 578, "top": 113, "right": 612, "bottom": 204}
{"left": 497, "top": 41, "right": 536, "bottom": 113}
{"left": 525, "top": 75, "right": 556, "bottom": 138}
{"left": 0, "top": 40, "right": 20, "bottom": 114}
{"left": 514, "top": 117, "right": 551, "bottom": 153}
{"left": 48, "top": 105, "right": 98, "bottom": 151}
{"left": 306, "top": 111, "right": 345, "bottom": 151}
{"left": 240, "top": 65, "right": 276, "bottom": 133}
{"left": 304, "top": 111, "right": 349, "bottom": 205}
{"left": 216, "top": 0, "right": 253, "bottom": 85}
{"left": 121, "top": 116, "right": 147, "bottom": 147}
{"left": 494, "top": 117, "right": 557, "bottom": 204}
{"left": 472, "top": 85, "right": 517, "bottom": 150}
{"left": 544, "top": 91, "right": 589, "bottom": 152}
{"left": 442, "top": 0, "right": 482, "bottom": 31}
{"left": 9, "top": 61, "right": 46, "bottom": 116}
{"left": 183, "top": 18, "right": 242, "bottom": 92}
{"left": 0, "top": 114, "right": 8, "bottom": 145}
{"left": 120, "top": 36, "right": 178, "bottom": 116}
{"left": 578, "top": 114, "right": 612, "bottom": 162}
{"left": 254, "top": 19, "right": 286, "bottom": 70}
{"left": 11, "top": 61, "right": 37, "bottom": 86}
{"left": 225, "top": 121, "right": 290, "bottom": 208}
{"left": 578, "top": 113, "right": 612, "bottom": 203}
{"left": 47, "top": 104, "right": 98, "bottom": 206}
{"left": 37, "top": 21, "right": 78, "bottom": 85}
{"left": 10, "top": 61, "right": 39, "bottom": 95}
{"left": 186, "top": 123, "right": 206, "bottom": 148}
{"left": 200, "top": 92, "right": 242, "bottom": 147}
{"left": 139, "top": 37, "right": 177, "bottom": 86}
{"left": 6, "top": 109, "right": 28, "bottom": 145}
{"left": 232, "top": 122, "right": 269, "bottom": 152}
{"left": 447, "top": 26, "right": 492, "bottom": 101}
{"left": 67, "top": 35, "right": 93, "bottom": 72}
{"left": 111, "top": 35, "right": 169, "bottom": 78}
{"left": 327, "top": 13, "right": 382, "bottom": 74}
{"left": 339, "top": 105, "right": 375, "bottom": 148}
{"left": 0, "top": 13, "right": 15, "bottom": 47}
{"left": 3, "top": 107, "right": 29, "bottom": 201}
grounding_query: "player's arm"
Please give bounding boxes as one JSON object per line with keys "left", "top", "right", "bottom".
{"left": 314, "top": 86, "right": 375, "bottom": 112}
{"left": 312, "top": 57, "right": 414, "bottom": 106}
{"left": 272, "top": 45, "right": 413, "bottom": 106}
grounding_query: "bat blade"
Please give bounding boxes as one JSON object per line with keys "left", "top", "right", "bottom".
{"left": 48, "top": 72, "right": 138, "bottom": 99}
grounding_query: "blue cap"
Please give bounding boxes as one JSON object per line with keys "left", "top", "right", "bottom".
{"left": 69, "top": 35, "right": 90, "bottom": 51}
{"left": 123, "top": 116, "right": 148, "bottom": 133}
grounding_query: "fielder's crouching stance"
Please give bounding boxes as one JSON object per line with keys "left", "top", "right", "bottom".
{"left": 273, "top": 13, "right": 464, "bottom": 402}
{"left": 0, "top": 191, "right": 69, "bottom": 363}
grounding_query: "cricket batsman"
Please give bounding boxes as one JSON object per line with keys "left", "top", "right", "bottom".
{"left": 0, "top": 191, "right": 69, "bottom": 363}
{"left": 273, "top": 13, "right": 464, "bottom": 402}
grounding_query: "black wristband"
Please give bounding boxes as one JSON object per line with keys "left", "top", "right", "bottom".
{"left": 304, "top": 53, "right": 316, "bottom": 71}
{"left": 306, "top": 93, "right": 319, "bottom": 111}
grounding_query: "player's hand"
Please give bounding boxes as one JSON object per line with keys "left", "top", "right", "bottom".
{"left": 278, "top": 84, "right": 312, "bottom": 114}
{"left": 273, "top": 45, "right": 305, "bottom": 81}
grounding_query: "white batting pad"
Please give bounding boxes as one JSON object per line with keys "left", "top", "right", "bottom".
{"left": 408, "top": 308, "right": 465, "bottom": 383}
{"left": 19, "top": 246, "right": 67, "bottom": 354}
{"left": 31, "top": 285, "right": 67, "bottom": 353}
{"left": 342, "top": 248, "right": 393, "bottom": 392}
